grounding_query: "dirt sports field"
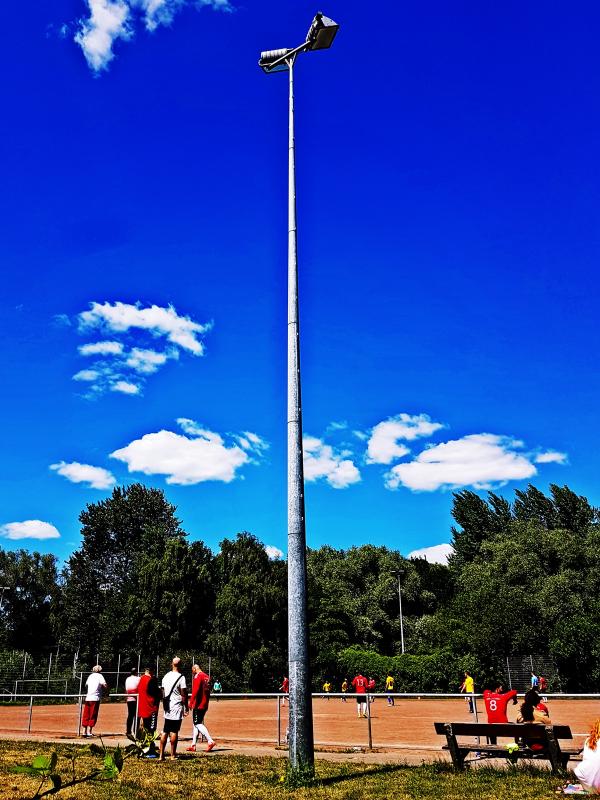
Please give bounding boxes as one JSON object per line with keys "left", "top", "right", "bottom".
{"left": 1, "top": 696, "right": 599, "bottom": 754}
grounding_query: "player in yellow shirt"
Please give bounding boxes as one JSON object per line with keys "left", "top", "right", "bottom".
{"left": 460, "top": 671, "right": 475, "bottom": 713}
{"left": 341, "top": 678, "right": 348, "bottom": 702}
{"left": 323, "top": 680, "right": 331, "bottom": 700}
{"left": 385, "top": 673, "right": 395, "bottom": 706}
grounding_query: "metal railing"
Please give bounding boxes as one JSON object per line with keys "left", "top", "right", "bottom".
{"left": 0, "top": 691, "right": 598, "bottom": 751}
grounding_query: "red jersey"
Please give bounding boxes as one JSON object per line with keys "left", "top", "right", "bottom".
{"left": 280, "top": 678, "right": 289, "bottom": 692}
{"left": 352, "top": 675, "right": 368, "bottom": 694}
{"left": 368, "top": 679, "right": 376, "bottom": 690}
{"left": 137, "top": 674, "right": 160, "bottom": 717}
{"left": 190, "top": 671, "right": 211, "bottom": 711}
{"left": 483, "top": 689, "right": 518, "bottom": 723}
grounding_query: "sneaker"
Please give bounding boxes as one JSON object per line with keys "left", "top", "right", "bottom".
{"left": 206, "top": 742, "right": 216, "bottom": 752}
{"left": 186, "top": 746, "right": 196, "bottom": 752}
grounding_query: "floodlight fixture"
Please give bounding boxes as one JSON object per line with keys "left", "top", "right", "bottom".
{"left": 258, "top": 11, "right": 339, "bottom": 73}
{"left": 305, "top": 12, "right": 339, "bottom": 51}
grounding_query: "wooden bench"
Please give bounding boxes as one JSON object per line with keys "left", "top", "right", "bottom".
{"left": 434, "top": 721, "right": 582, "bottom": 773}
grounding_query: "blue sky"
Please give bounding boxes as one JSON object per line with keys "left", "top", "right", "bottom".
{"left": 1, "top": 1, "right": 598, "bottom": 564}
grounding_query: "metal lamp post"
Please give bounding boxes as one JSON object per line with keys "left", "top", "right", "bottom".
{"left": 394, "top": 571, "right": 405, "bottom": 654}
{"left": 259, "top": 11, "right": 339, "bottom": 775}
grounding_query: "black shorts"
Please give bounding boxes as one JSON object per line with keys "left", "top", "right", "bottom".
{"left": 356, "top": 695, "right": 366, "bottom": 704}
{"left": 163, "top": 718, "right": 183, "bottom": 734}
{"left": 140, "top": 712, "right": 157, "bottom": 733}
{"left": 192, "top": 708, "right": 207, "bottom": 726}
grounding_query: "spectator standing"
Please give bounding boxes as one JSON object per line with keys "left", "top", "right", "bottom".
{"left": 125, "top": 667, "right": 140, "bottom": 737}
{"left": 187, "top": 664, "right": 216, "bottom": 753}
{"left": 212, "top": 679, "right": 222, "bottom": 701}
{"left": 159, "top": 657, "right": 188, "bottom": 761}
{"left": 385, "top": 673, "right": 395, "bottom": 706}
{"left": 82, "top": 665, "right": 108, "bottom": 738}
{"left": 352, "top": 673, "right": 368, "bottom": 718}
{"left": 460, "top": 671, "right": 475, "bottom": 713}
{"left": 137, "top": 666, "right": 161, "bottom": 740}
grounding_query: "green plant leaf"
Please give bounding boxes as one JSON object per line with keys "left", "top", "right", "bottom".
{"left": 32, "top": 755, "right": 52, "bottom": 772}
{"left": 10, "top": 765, "right": 40, "bottom": 775}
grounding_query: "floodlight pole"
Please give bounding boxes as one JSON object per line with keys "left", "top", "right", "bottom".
{"left": 397, "top": 572, "right": 405, "bottom": 654}
{"left": 259, "top": 13, "right": 339, "bottom": 777}
{"left": 286, "top": 51, "right": 315, "bottom": 775}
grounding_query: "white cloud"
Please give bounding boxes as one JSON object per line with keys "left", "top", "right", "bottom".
{"left": 408, "top": 543, "right": 453, "bottom": 565}
{"left": 535, "top": 451, "right": 568, "bottom": 465}
{"left": 111, "top": 380, "right": 141, "bottom": 395}
{"left": 79, "top": 341, "right": 124, "bottom": 357}
{"left": 74, "top": 0, "right": 231, "bottom": 72}
{"left": 0, "top": 521, "right": 61, "bottom": 541}
{"left": 367, "top": 413, "right": 445, "bottom": 464}
{"left": 385, "top": 433, "right": 537, "bottom": 492}
{"left": 73, "top": 369, "right": 100, "bottom": 382}
{"left": 111, "top": 419, "right": 266, "bottom": 485}
{"left": 126, "top": 347, "right": 171, "bottom": 374}
{"left": 50, "top": 461, "right": 116, "bottom": 490}
{"left": 303, "top": 436, "right": 361, "bottom": 489}
{"left": 79, "top": 301, "right": 209, "bottom": 355}
{"left": 265, "top": 545, "right": 284, "bottom": 560}
{"left": 74, "top": 0, "right": 131, "bottom": 72}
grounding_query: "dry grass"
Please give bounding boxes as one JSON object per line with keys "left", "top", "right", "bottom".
{"left": 0, "top": 740, "right": 564, "bottom": 800}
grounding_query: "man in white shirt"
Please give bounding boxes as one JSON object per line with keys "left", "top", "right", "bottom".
{"left": 82, "top": 665, "right": 108, "bottom": 737}
{"left": 125, "top": 667, "right": 141, "bottom": 736}
{"left": 158, "top": 656, "right": 188, "bottom": 761}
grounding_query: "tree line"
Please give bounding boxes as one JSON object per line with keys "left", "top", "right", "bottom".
{"left": 0, "top": 482, "right": 598, "bottom": 691}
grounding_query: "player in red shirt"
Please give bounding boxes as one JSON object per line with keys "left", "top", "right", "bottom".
{"left": 279, "top": 677, "right": 289, "bottom": 706}
{"left": 186, "top": 664, "right": 215, "bottom": 752}
{"left": 352, "top": 673, "right": 368, "bottom": 718}
{"left": 483, "top": 683, "right": 518, "bottom": 744}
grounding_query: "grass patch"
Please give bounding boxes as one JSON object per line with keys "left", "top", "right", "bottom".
{"left": 0, "top": 740, "right": 567, "bottom": 799}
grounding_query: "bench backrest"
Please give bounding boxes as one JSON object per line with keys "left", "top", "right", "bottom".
{"left": 434, "top": 722, "right": 573, "bottom": 740}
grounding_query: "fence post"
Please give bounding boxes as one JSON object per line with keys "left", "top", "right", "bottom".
{"left": 366, "top": 694, "right": 373, "bottom": 751}
{"left": 77, "top": 694, "right": 83, "bottom": 738}
{"left": 22, "top": 652, "right": 27, "bottom": 679}
{"left": 277, "top": 696, "right": 281, "bottom": 746}
{"left": 137, "top": 653, "right": 141, "bottom": 675}
{"left": 47, "top": 653, "right": 52, "bottom": 689}
{"left": 27, "top": 695, "right": 33, "bottom": 733}
{"left": 116, "top": 654, "right": 121, "bottom": 694}
{"left": 506, "top": 657, "right": 512, "bottom": 690}
{"left": 64, "top": 680, "right": 68, "bottom": 698}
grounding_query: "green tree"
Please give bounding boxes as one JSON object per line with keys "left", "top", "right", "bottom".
{"left": 58, "top": 484, "right": 187, "bottom": 658}
{"left": 0, "top": 549, "right": 58, "bottom": 652}
{"left": 207, "top": 533, "right": 287, "bottom": 690}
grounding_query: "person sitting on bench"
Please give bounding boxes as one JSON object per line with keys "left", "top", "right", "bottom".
{"left": 517, "top": 689, "right": 552, "bottom": 751}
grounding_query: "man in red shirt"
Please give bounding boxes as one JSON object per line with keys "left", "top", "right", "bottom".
{"left": 187, "top": 664, "right": 215, "bottom": 752}
{"left": 137, "top": 666, "right": 160, "bottom": 737}
{"left": 483, "top": 683, "right": 518, "bottom": 744}
{"left": 279, "top": 677, "right": 289, "bottom": 706}
{"left": 352, "top": 673, "right": 368, "bottom": 718}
